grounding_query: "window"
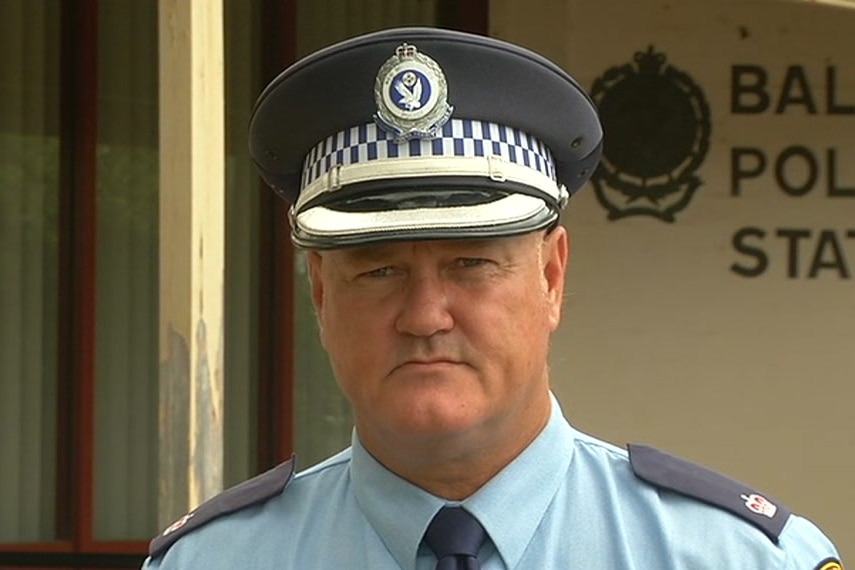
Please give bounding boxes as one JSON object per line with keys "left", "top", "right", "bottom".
{"left": 0, "top": 1, "right": 61, "bottom": 544}
{"left": 0, "top": 1, "right": 486, "bottom": 567}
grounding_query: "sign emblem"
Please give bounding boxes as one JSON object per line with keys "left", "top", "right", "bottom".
{"left": 740, "top": 493, "right": 778, "bottom": 518}
{"left": 374, "top": 43, "right": 453, "bottom": 140}
{"left": 590, "top": 46, "right": 711, "bottom": 222}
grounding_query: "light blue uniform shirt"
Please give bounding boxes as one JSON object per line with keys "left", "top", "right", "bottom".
{"left": 144, "top": 397, "right": 840, "bottom": 569}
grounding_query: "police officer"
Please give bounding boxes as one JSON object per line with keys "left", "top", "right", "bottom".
{"left": 142, "top": 27, "right": 842, "bottom": 570}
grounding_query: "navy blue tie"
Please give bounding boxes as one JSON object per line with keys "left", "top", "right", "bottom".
{"left": 424, "top": 507, "right": 487, "bottom": 570}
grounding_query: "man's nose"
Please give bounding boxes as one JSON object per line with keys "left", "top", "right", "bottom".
{"left": 394, "top": 273, "right": 454, "bottom": 337}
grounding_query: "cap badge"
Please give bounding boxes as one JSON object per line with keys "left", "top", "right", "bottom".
{"left": 374, "top": 43, "right": 453, "bottom": 140}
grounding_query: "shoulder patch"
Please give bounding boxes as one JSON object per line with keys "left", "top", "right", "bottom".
{"left": 628, "top": 444, "right": 791, "bottom": 543}
{"left": 149, "top": 456, "right": 297, "bottom": 559}
{"left": 814, "top": 558, "right": 843, "bottom": 570}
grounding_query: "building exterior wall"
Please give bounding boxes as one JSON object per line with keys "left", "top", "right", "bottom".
{"left": 492, "top": 0, "right": 854, "bottom": 560}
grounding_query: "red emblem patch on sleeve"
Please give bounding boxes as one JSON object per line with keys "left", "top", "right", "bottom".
{"left": 162, "top": 512, "right": 194, "bottom": 536}
{"left": 740, "top": 493, "right": 778, "bottom": 518}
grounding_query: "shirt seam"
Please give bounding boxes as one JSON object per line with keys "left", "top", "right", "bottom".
{"left": 293, "top": 449, "right": 353, "bottom": 481}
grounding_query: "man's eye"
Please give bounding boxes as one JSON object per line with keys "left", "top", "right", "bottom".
{"left": 363, "top": 266, "right": 395, "bottom": 277}
{"left": 457, "top": 257, "right": 489, "bottom": 268}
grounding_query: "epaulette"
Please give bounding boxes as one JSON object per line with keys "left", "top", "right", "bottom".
{"left": 628, "top": 444, "right": 791, "bottom": 543}
{"left": 149, "top": 456, "right": 296, "bottom": 559}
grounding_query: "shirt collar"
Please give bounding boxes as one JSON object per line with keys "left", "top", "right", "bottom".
{"left": 351, "top": 393, "right": 575, "bottom": 570}
{"left": 351, "top": 433, "right": 445, "bottom": 570}
{"left": 462, "top": 394, "right": 574, "bottom": 568}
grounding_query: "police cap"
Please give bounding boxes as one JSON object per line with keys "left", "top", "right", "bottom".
{"left": 249, "top": 27, "right": 602, "bottom": 249}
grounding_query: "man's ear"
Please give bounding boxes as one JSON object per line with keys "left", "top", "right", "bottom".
{"left": 306, "top": 250, "right": 325, "bottom": 321}
{"left": 542, "top": 226, "right": 569, "bottom": 330}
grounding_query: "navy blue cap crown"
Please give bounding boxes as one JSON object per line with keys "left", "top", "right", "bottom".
{"left": 249, "top": 27, "right": 602, "bottom": 248}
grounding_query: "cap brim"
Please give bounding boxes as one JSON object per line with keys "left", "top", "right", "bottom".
{"left": 291, "top": 191, "right": 556, "bottom": 249}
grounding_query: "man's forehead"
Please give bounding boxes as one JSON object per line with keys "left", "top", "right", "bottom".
{"left": 321, "top": 234, "right": 539, "bottom": 260}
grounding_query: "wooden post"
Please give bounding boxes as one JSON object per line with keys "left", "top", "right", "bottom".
{"left": 157, "top": 0, "right": 225, "bottom": 529}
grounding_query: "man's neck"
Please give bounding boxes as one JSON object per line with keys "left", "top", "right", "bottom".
{"left": 356, "top": 397, "right": 552, "bottom": 500}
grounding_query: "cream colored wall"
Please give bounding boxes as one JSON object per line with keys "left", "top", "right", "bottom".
{"left": 492, "top": 0, "right": 853, "bottom": 560}
{"left": 158, "top": 0, "right": 225, "bottom": 527}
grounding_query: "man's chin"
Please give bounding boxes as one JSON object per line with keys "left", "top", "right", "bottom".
{"left": 384, "top": 400, "right": 488, "bottom": 441}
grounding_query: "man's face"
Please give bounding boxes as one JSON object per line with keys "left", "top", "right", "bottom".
{"left": 307, "top": 228, "right": 568, "bottom": 452}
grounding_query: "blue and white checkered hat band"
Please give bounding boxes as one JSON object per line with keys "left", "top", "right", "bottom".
{"left": 297, "top": 118, "right": 562, "bottom": 212}
{"left": 302, "top": 118, "right": 555, "bottom": 188}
